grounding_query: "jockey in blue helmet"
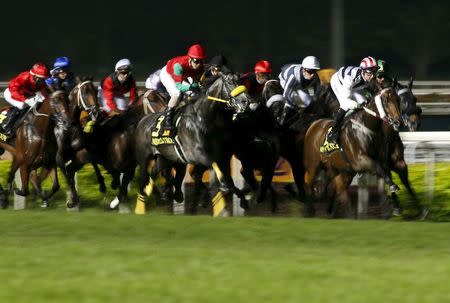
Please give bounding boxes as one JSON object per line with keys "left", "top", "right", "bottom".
{"left": 45, "top": 56, "right": 77, "bottom": 94}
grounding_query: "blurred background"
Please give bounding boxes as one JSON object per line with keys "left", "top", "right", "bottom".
{"left": 1, "top": 0, "right": 450, "bottom": 80}
{"left": 1, "top": 0, "right": 449, "bottom": 130}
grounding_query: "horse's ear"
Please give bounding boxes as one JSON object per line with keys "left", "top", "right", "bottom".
{"left": 408, "top": 76, "right": 414, "bottom": 89}
{"left": 392, "top": 76, "right": 398, "bottom": 88}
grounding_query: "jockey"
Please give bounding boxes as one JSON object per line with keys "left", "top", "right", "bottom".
{"left": 239, "top": 60, "right": 272, "bottom": 100}
{"left": 278, "top": 56, "right": 321, "bottom": 125}
{"left": 1, "top": 63, "right": 49, "bottom": 137}
{"left": 160, "top": 44, "right": 206, "bottom": 128}
{"left": 202, "top": 55, "right": 232, "bottom": 87}
{"left": 45, "top": 56, "right": 76, "bottom": 94}
{"left": 376, "top": 59, "right": 393, "bottom": 89}
{"left": 100, "top": 59, "right": 137, "bottom": 116}
{"left": 327, "top": 56, "right": 380, "bottom": 145}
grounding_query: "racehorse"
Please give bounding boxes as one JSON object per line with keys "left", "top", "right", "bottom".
{"left": 395, "top": 78, "right": 422, "bottom": 131}
{"left": 303, "top": 88, "right": 403, "bottom": 217}
{"left": 0, "top": 91, "right": 72, "bottom": 208}
{"left": 55, "top": 79, "right": 102, "bottom": 208}
{"left": 134, "top": 74, "right": 251, "bottom": 216}
{"left": 232, "top": 102, "right": 280, "bottom": 212}
{"left": 63, "top": 86, "right": 167, "bottom": 209}
{"left": 263, "top": 79, "right": 329, "bottom": 204}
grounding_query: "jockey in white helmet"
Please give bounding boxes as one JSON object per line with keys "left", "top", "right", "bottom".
{"left": 278, "top": 55, "right": 321, "bottom": 125}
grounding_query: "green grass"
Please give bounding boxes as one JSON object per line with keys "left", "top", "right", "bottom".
{"left": 0, "top": 161, "right": 449, "bottom": 219}
{"left": 391, "top": 163, "right": 450, "bottom": 220}
{"left": 0, "top": 213, "right": 448, "bottom": 303}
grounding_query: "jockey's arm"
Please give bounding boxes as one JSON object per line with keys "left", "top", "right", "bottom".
{"left": 102, "top": 77, "right": 117, "bottom": 111}
{"left": 8, "top": 76, "right": 28, "bottom": 101}
{"left": 282, "top": 74, "right": 297, "bottom": 107}
{"left": 331, "top": 75, "right": 358, "bottom": 110}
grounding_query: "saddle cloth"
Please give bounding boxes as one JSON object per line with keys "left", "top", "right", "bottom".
{"left": 319, "top": 127, "right": 340, "bottom": 154}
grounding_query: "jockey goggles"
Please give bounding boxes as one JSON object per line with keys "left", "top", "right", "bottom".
{"left": 191, "top": 58, "right": 203, "bottom": 64}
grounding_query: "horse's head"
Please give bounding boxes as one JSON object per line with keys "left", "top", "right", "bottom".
{"left": 395, "top": 78, "right": 421, "bottom": 131}
{"left": 70, "top": 78, "right": 100, "bottom": 123}
{"left": 49, "top": 90, "right": 72, "bottom": 131}
{"left": 207, "top": 73, "right": 251, "bottom": 114}
{"left": 376, "top": 87, "right": 402, "bottom": 131}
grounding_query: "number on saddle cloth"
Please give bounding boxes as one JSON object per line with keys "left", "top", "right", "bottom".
{"left": 150, "top": 114, "right": 175, "bottom": 146}
{"left": 319, "top": 127, "right": 340, "bottom": 154}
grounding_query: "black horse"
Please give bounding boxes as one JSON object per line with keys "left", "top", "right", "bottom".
{"left": 134, "top": 74, "right": 251, "bottom": 216}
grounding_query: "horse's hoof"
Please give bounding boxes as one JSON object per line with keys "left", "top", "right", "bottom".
{"left": 99, "top": 183, "right": 106, "bottom": 193}
{"left": 392, "top": 208, "right": 401, "bottom": 216}
{"left": 41, "top": 201, "right": 49, "bottom": 208}
{"left": 240, "top": 199, "right": 249, "bottom": 210}
{"left": 109, "top": 197, "right": 120, "bottom": 209}
{"left": 389, "top": 184, "right": 400, "bottom": 193}
{"left": 14, "top": 188, "right": 27, "bottom": 196}
{"left": 173, "top": 191, "right": 184, "bottom": 203}
{"left": 66, "top": 200, "right": 77, "bottom": 208}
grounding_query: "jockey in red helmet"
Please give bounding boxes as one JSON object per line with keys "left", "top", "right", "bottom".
{"left": 160, "top": 44, "right": 206, "bottom": 129}
{"left": 100, "top": 58, "right": 137, "bottom": 116}
{"left": 239, "top": 60, "right": 272, "bottom": 100}
{"left": 326, "top": 56, "right": 380, "bottom": 147}
{"left": 1, "top": 63, "right": 49, "bottom": 137}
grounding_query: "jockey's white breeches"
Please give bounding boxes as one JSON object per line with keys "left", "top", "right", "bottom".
{"left": 330, "top": 74, "right": 366, "bottom": 111}
{"left": 160, "top": 66, "right": 182, "bottom": 108}
{"left": 3, "top": 88, "right": 41, "bottom": 109}
{"left": 98, "top": 87, "right": 131, "bottom": 112}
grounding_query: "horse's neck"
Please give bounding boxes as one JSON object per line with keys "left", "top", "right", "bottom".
{"left": 24, "top": 102, "right": 52, "bottom": 135}
{"left": 193, "top": 96, "right": 231, "bottom": 128}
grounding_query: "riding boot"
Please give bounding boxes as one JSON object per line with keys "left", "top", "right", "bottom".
{"left": 163, "top": 107, "right": 175, "bottom": 129}
{"left": 1, "top": 107, "right": 20, "bottom": 137}
{"left": 327, "top": 108, "right": 346, "bottom": 144}
{"left": 280, "top": 106, "right": 298, "bottom": 126}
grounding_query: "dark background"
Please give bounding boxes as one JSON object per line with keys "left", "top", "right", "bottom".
{"left": 1, "top": 0, "right": 450, "bottom": 81}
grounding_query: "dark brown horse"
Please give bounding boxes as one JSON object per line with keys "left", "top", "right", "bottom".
{"left": 63, "top": 87, "right": 167, "bottom": 209}
{"left": 0, "top": 91, "right": 72, "bottom": 208}
{"left": 303, "top": 88, "right": 403, "bottom": 217}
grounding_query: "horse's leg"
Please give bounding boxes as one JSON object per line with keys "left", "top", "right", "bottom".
{"left": 393, "top": 160, "right": 424, "bottom": 218}
{"left": 65, "top": 161, "right": 83, "bottom": 208}
{"left": 369, "top": 158, "right": 399, "bottom": 193}
{"left": 288, "top": 157, "right": 306, "bottom": 202}
{"left": 241, "top": 164, "right": 257, "bottom": 194}
{"left": 172, "top": 163, "right": 186, "bottom": 203}
{"left": 190, "top": 165, "right": 209, "bottom": 211}
{"left": 40, "top": 166, "right": 60, "bottom": 202}
{"left": 303, "top": 167, "right": 318, "bottom": 217}
{"left": 7, "top": 158, "right": 20, "bottom": 192}
{"left": 14, "top": 164, "right": 30, "bottom": 196}
{"left": 257, "top": 162, "right": 276, "bottom": 205}
{"left": 117, "top": 168, "right": 136, "bottom": 207}
{"left": 331, "top": 173, "right": 353, "bottom": 218}
{"left": 213, "top": 158, "right": 248, "bottom": 210}
{"left": 135, "top": 154, "right": 154, "bottom": 214}
{"left": 0, "top": 184, "right": 7, "bottom": 209}
{"left": 92, "top": 162, "right": 106, "bottom": 193}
